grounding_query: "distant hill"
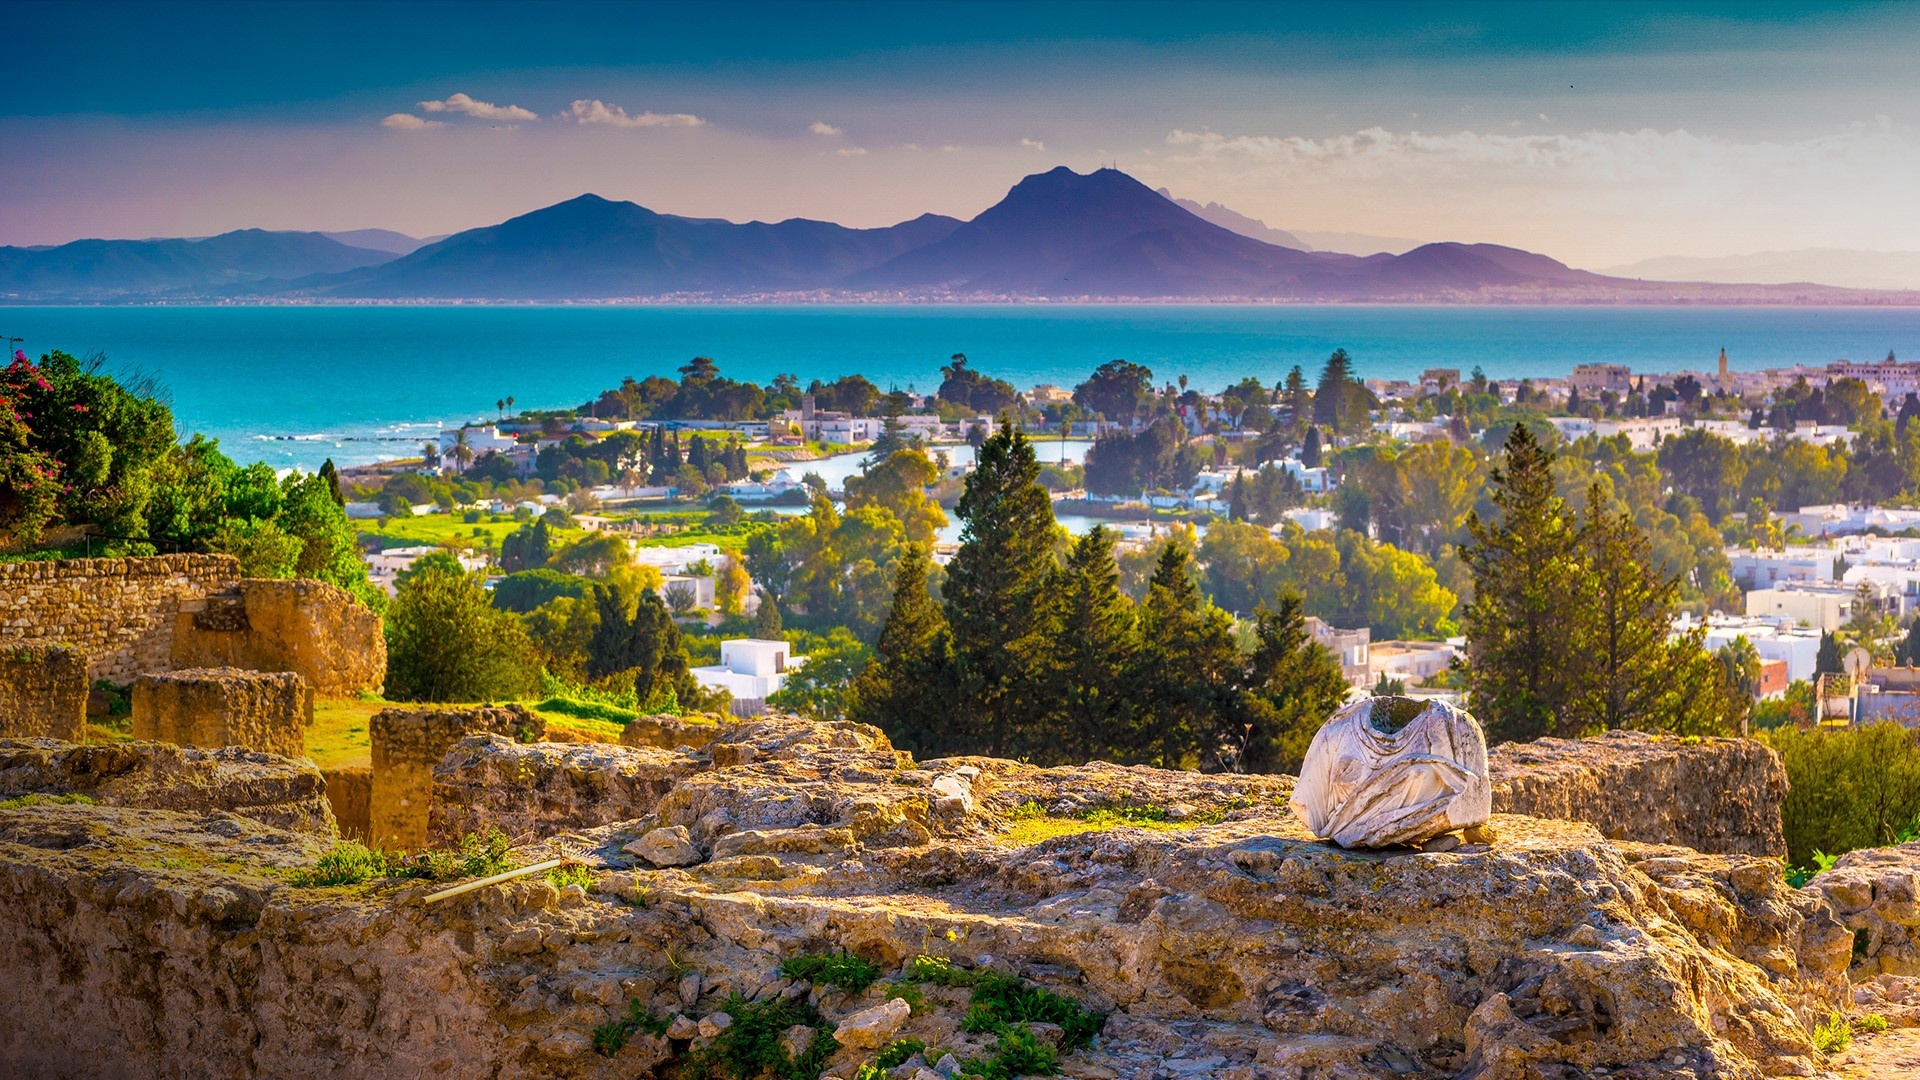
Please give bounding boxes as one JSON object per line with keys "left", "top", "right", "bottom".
{"left": 0, "top": 230, "right": 397, "bottom": 300}
{"left": 1155, "top": 190, "right": 1309, "bottom": 250}
{"left": 320, "top": 229, "right": 441, "bottom": 256}
{"left": 1599, "top": 249, "right": 1920, "bottom": 291}
{"left": 305, "top": 195, "right": 964, "bottom": 298}
{"left": 1290, "top": 230, "right": 1426, "bottom": 256}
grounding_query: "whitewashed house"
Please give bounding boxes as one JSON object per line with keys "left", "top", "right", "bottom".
{"left": 691, "top": 639, "right": 807, "bottom": 716}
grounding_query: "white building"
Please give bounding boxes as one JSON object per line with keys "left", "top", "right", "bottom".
{"left": 364, "top": 545, "right": 489, "bottom": 597}
{"left": 629, "top": 542, "right": 722, "bottom": 576}
{"left": 1782, "top": 504, "right": 1920, "bottom": 538}
{"left": 1726, "top": 547, "right": 1837, "bottom": 589}
{"left": 1744, "top": 582, "right": 1886, "bottom": 633}
{"left": 1368, "top": 640, "right": 1460, "bottom": 686}
{"left": 439, "top": 426, "right": 519, "bottom": 455}
{"left": 691, "top": 639, "right": 807, "bottom": 714}
{"left": 1280, "top": 507, "right": 1337, "bottom": 533}
{"left": 1679, "top": 613, "right": 1825, "bottom": 684}
{"left": 660, "top": 574, "right": 716, "bottom": 611}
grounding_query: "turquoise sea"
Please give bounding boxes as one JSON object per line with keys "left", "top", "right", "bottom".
{"left": 7, "top": 304, "right": 1920, "bottom": 472}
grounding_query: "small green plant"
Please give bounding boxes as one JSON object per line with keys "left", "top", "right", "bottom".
{"left": 905, "top": 953, "right": 979, "bottom": 987}
{"left": 0, "top": 792, "right": 96, "bottom": 811}
{"left": 883, "top": 980, "right": 927, "bottom": 1014}
{"left": 535, "top": 695, "right": 640, "bottom": 725}
{"left": 853, "top": 1067, "right": 887, "bottom": 1080}
{"left": 664, "top": 944, "right": 695, "bottom": 978}
{"left": 1785, "top": 848, "right": 1842, "bottom": 888}
{"left": 289, "top": 840, "right": 413, "bottom": 887}
{"left": 779, "top": 950, "right": 881, "bottom": 993}
{"left": 874, "top": 1037, "right": 926, "bottom": 1069}
{"left": 959, "top": 1025, "right": 1058, "bottom": 1079}
{"left": 546, "top": 863, "right": 598, "bottom": 890}
{"left": 91, "top": 679, "right": 132, "bottom": 718}
{"left": 681, "top": 992, "right": 837, "bottom": 1080}
{"left": 422, "top": 827, "right": 514, "bottom": 881}
{"left": 592, "top": 998, "right": 672, "bottom": 1057}
{"left": 960, "top": 972, "right": 1103, "bottom": 1051}
{"left": 1812, "top": 1010, "right": 1853, "bottom": 1053}
{"left": 1855, "top": 1013, "right": 1889, "bottom": 1034}
{"left": 1007, "top": 800, "right": 1047, "bottom": 821}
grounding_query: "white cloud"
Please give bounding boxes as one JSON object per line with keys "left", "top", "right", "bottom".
{"left": 1019, "top": 138, "right": 1046, "bottom": 151}
{"left": 380, "top": 113, "right": 443, "bottom": 130}
{"left": 1149, "top": 120, "right": 1920, "bottom": 265}
{"left": 940, "top": 145, "right": 963, "bottom": 152}
{"left": 808, "top": 121, "right": 843, "bottom": 136}
{"left": 834, "top": 147, "right": 869, "bottom": 157}
{"left": 564, "top": 100, "right": 705, "bottom": 128}
{"left": 418, "top": 93, "right": 537, "bottom": 123}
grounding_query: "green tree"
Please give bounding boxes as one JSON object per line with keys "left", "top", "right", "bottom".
{"left": 1039, "top": 526, "right": 1137, "bottom": 763}
{"left": 942, "top": 419, "right": 1059, "bottom": 756}
{"left": 849, "top": 545, "right": 953, "bottom": 753}
{"left": 584, "top": 584, "right": 699, "bottom": 708}
{"left": 844, "top": 448, "right": 948, "bottom": 545}
{"left": 1073, "top": 359, "right": 1154, "bottom": 424}
{"left": 766, "top": 628, "right": 873, "bottom": 721}
{"left": 1462, "top": 423, "right": 1582, "bottom": 743}
{"left": 751, "top": 587, "right": 785, "bottom": 640}
{"left": 1816, "top": 631, "right": 1844, "bottom": 676}
{"left": 1129, "top": 543, "right": 1239, "bottom": 769}
{"left": 384, "top": 564, "right": 540, "bottom": 702}
{"left": 1236, "top": 592, "right": 1352, "bottom": 775}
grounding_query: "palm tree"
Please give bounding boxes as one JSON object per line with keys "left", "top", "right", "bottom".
{"left": 506, "top": 395, "right": 516, "bottom": 418}
{"left": 450, "top": 428, "right": 474, "bottom": 475}
{"left": 496, "top": 398, "right": 505, "bottom": 420}
{"left": 421, "top": 441, "right": 440, "bottom": 469}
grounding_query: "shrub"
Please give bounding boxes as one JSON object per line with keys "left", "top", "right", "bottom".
{"left": 289, "top": 840, "right": 412, "bottom": 887}
{"left": 1856, "top": 1013, "right": 1890, "bottom": 1034}
{"left": 422, "top": 827, "right": 514, "bottom": 881}
{"left": 960, "top": 972, "right": 1103, "bottom": 1051}
{"left": 535, "top": 695, "right": 639, "bottom": 724}
{"left": 1762, "top": 723, "right": 1920, "bottom": 867}
{"left": 779, "top": 950, "right": 881, "bottom": 993}
{"left": 1812, "top": 1010, "right": 1852, "bottom": 1054}
{"left": 547, "top": 863, "right": 598, "bottom": 890}
{"left": 681, "top": 993, "right": 837, "bottom": 1080}
{"left": 874, "top": 1038, "right": 925, "bottom": 1069}
{"left": 905, "top": 953, "right": 980, "bottom": 987}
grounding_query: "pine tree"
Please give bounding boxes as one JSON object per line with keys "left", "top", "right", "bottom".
{"left": 1816, "top": 631, "right": 1844, "bottom": 676}
{"left": 751, "top": 588, "right": 785, "bottom": 640}
{"left": 1129, "top": 543, "right": 1239, "bottom": 768}
{"left": 1313, "top": 349, "right": 1354, "bottom": 434}
{"left": 1235, "top": 591, "right": 1351, "bottom": 774}
{"left": 942, "top": 418, "right": 1060, "bottom": 756}
{"left": 849, "top": 544, "right": 952, "bottom": 754}
{"left": 1565, "top": 480, "right": 1694, "bottom": 734}
{"left": 317, "top": 458, "right": 345, "bottom": 507}
{"left": 1039, "top": 526, "right": 1138, "bottom": 764}
{"left": 1283, "top": 365, "right": 1311, "bottom": 439}
{"left": 1566, "top": 386, "right": 1583, "bottom": 415}
{"left": 1301, "top": 426, "right": 1323, "bottom": 468}
{"left": 585, "top": 584, "right": 696, "bottom": 707}
{"left": 1462, "top": 422, "right": 1581, "bottom": 743}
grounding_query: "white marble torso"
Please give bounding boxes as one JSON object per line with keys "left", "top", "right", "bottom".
{"left": 1289, "top": 696, "right": 1491, "bottom": 849}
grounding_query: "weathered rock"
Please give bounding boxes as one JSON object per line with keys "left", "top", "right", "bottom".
{"left": 370, "top": 704, "right": 542, "bottom": 850}
{"left": 1291, "top": 696, "right": 1491, "bottom": 848}
{"left": 619, "top": 713, "right": 725, "bottom": 751}
{"left": 0, "top": 643, "right": 88, "bottom": 742}
{"left": 1489, "top": 728, "right": 1789, "bottom": 856}
{"left": 430, "top": 734, "right": 699, "bottom": 847}
{"left": 625, "top": 825, "right": 702, "bottom": 867}
{"left": 1804, "top": 840, "right": 1920, "bottom": 977}
{"left": 325, "top": 765, "right": 371, "bottom": 842}
{"left": 0, "top": 714, "right": 1879, "bottom": 1078}
{"left": 131, "top": 666, "right": 314, "bottom": 758}
{"left": 171, "top": 577, "right": 386, "bottom": 697}
{"left": 833, "top": 997, "right": 911, "bottom": 1049}
{"left": 0, "top": 737, "right": 336, "bottom": 835}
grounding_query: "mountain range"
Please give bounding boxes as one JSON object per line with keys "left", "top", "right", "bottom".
{"left": 3, "top": 166, "right": 1915, "bottom": 303}
{"left": 1600, "top": 249, "right": 1920, "bottom": 292}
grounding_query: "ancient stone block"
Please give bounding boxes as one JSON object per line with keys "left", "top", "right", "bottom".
{"left": 430, "top": 734, "right": 701, "bottom": 847}
{"left": 619, "top": 713, "right": 724, "bottom": 751}
{"left": 171, "top": 578, "right": 385, "bottom": 697}
{"left": 0, "top": 553, "right": 239, "bottom": 684}
{"left": 370, "top": 704, "right": 542, "bottom": 851}
{"left": 324, "top": 766, "right": 371, "bottom": 843}
{"left": 0, "top": 643, "right": 87, "bottom": 742}
{"left": 1488, "top": 729, "right": 1788, "bottom": 857}
{"left": 0, "top": 737, "right": 335, "bottom": 834}
{"left": 131, "top": 667, "right": 314, "bottom": 759}
{"left": 1803, "top": 840, "right": 1920, "bottom": 977}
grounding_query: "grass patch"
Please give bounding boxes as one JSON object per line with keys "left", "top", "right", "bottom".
{"left": 535, "top": 695, "right": 638, "bottom": 724}
{"left": 1812, "top": 1011, "right": 1853, "bottom": 1054}
{"left": 290, "top": 828, "right": 514, "bottom": 888}
{"left": 0, "top": 792, "right": 96, "bottom": 810}
{"left": 959, "top": 1026, "right": 1058, "bottom": 1080}
{"left": 307, "top": 698, "right": 387, "bottom": 770}
{"left": 883, "top": 980, "right": 927, "bottom": 1014}
{"left": 997, "top": 801, "right": 1234, "bottom": 847}
{"left": 539, "top": 713, "right": 628, "bottom": 744}
{"left": 422, "top": 827, "right": 514, "bottom": 880}
{"left": 682, "top": 992, "right": 837, "bottom": 1080}
{"left": 592, "top": 998, "right": 672, "bottom": 1057}
{"left": 779, "top": 950, "right": 881, "bottom": 993}
{"left": 365, "top": 511, "right": 584, "bottom": 552}
{"left": 547, "top": 863, "right": 598, "bottom": 890}
{"left": 1856, "top": 1013, "right": 1890, "bottom": 1034}
{"left": 289, "top": 840, "right": 413, "bottom": 887}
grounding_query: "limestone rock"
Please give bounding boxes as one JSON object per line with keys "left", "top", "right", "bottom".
{"left": 430, "top": 735, "right": 699, "bottom": 846}
{"left": 697, "top": 1011, "right": 731, "bottom": 1038}
{"left": 1289, "top": 696, "right": 1490, "bottom": 848}
{"left": 626, "top": 826, "right": 703, "bottom": 868}
{"left": 0, "top": 643, "right": 87, "bottom": 742}
{"left": 131, "top": 666, "right": 314, "bottom": 759}
{"left": 369, "top": 704, "right": 542, "bottom": 851}
{"left": 1805, "top": 840, "right": 1920, "bottom": 976}
{"left": 171, "top": 577, "right": 386, "bottom": 697}
{"left": 0, "top": 737, "right": 335, "bottom": 835}
{"left": 833, "top": 997, "right": 910, "bottom": 1049}
{"left": 1489, "top": 728, "right": 1788, "bottom": 856}
{"left": 620, "top": 714, "right": 725, "bottom": 751}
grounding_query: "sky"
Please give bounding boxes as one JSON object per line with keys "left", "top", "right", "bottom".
{"left": 7, "top": 1, "right": 1920, "bottom": 267}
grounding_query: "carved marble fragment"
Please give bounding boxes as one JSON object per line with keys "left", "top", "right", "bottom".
{"left": 1290, "top": 695, "right": 1491, "bottom": 848}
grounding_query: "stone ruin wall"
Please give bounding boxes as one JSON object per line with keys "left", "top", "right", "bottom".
{"left": 131, "top": 667, "right": 315, "bottom": 760}
{"left": 0, "top": 554, "right": 239, "bottom": 685}
{"left": 369, "top": 705, "right": 544, "bottom": 851}
{"left": 0, "top": 555, "right": 383, "bottom": 698}
{"left": 325, "top": 766, "right": 371, "bottom": 843}
{"left": 0, "top": 643, "right": 88, "bottom": 742}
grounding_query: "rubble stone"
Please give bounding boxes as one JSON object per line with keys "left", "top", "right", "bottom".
{"left": 0, "top": 737, "right": 335, "bottom": 835}
{"left": 131, "top": 666, "right": 314, "bottom": 758}
{"left": 431, "top": 735, "right": 701, "bottom": 847}
{"left": 0, "top": 643, "right": 87, "bottom": 742}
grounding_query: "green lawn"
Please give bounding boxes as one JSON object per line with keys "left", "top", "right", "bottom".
{"left": 363, "top": 512, "right": 584, "bottom": 550}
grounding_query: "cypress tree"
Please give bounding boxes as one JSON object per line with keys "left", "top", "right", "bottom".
{"left": 1301, "top": 426, "right": 1323, "bottom": 468}
{"left": 1237, "top": 591, "right": 1351, "bottom": 774}
{"left": 849, "top": 544, "right": 952, "bottom": 754}
{"left": 1816, "top": 631, "right": 1844, "bottom": 676}
{"left": 585, "top": 584, "right": 696, "bottom": 707}
{"left": 751, "top": 588, "right": 785, "bottom": 640}
{"left": 1566, "top": 480, "right": 1694, "bottom": 734}
{"left": 942, "top": 418, "right": 1059, "bottom": 756}
{"left": 1129, "top": 543, "right": 1239, "bottom": 769}
{"left": 1283, "top": 365, "right": 1311, "bottom": 438}
{"left": 317, "top": 458, "right": 345, "bottom": 507}
{"left": 1040, "top": 525, "right": 1137, "bottom": 764}
{"left": 1462, "top": 422, "right": 1581, "bottom": 743}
